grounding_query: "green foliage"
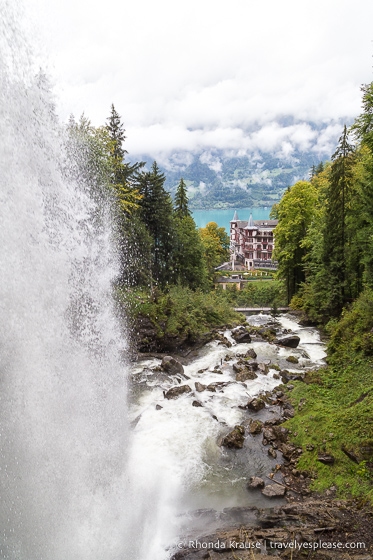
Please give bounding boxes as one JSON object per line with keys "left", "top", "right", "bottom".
{"left": 273, "top": 180, "right": 319, "bottom": 302}
{"left": 217, "top": 280, "right": 286, "bottom": 307}
{"left": 119, "top": 285, "right": 243, "bottom": 341}
{"left": 200, "top": 222, "right": 230, "bottom": 273}
{"left": 173, "top": 215, "right": 208, "bottom": 290}
{"left": 327, "top": 288, "right": 373, "bottom": 356}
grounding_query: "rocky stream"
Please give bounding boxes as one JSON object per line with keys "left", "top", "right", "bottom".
{"left": 128, "top": 313, "right": 373, "bottom": 559}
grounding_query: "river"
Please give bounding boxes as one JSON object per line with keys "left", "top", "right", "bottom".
{"left": 129, "top": 312, "right": 326, "bottom": 557}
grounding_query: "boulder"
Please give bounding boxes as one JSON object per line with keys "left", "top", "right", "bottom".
{"left": 164, "top": 385, "right": 192, "bottom": 399}
{"left": 235, "top": 369, "right": 258, "bottom": 382}
{"left": 257, "top": 362, "right": 269, "bottom": 374}
{"left": 214, "top": 333, "right": 232, "bottom": 347}
{"left": 245, "top": 348, "right": 257, "bottom": 359}
{"left": 231, "top": 327, "right": 251, "bottom": 343}
{"left": 161, "top": 356, "right": 184, "bottom": 375}
{"left": 155, "top": 404, "right": 163, "bottom": 410}
{"left": 317, "top": 453, "right": 335, "bottom": 465}
{"left": 271, "top": 425, "right": 289, "bottom": 443}
{"left": 192, "top": 400, "right": 203, "bottom": 407}
{"left": 247, "top": 476, "right": 265, "bottom": 489}
{"left": 195, "top": 381, "right": 206, "bottom": 392}
{"left": 268, "top": 447, "right": 278, "bottom": 459}
{"left": 248, "top": 419, "right": 263, "bottom": 435}
{"left": 220, "top": 425, "right": 245, "bottom": 449}
{"left": 262, "top": 483, "right": 287, "bottom": 497}
{"left": 286, "top": 355, "right": 299, "bottom": 364}
{"left": 280, "top": 443, "right": 297, "bottom": 460}
{"left": 246, "top": 397, "right": 265, "bottom": 412}
{"left": 276, "top": 335, "right": 300, "bottom": 348}
{"left": 247, "top": 359, "right": 258, "bottom": 370}
{"left": 263, "top": 428, "right": 277, "bottom": 442}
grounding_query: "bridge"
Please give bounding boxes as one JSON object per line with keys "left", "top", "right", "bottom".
{"left": 234, "top": 307, "right": 290, "bottom": 314}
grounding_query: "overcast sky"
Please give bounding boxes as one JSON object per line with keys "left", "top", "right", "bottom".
{"left": 22, "top": 0, "right": 373, "bottom": 163}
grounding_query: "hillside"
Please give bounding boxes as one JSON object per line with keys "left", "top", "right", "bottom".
{"left": 133, "top": 150, "right": 317, "bottom": 209}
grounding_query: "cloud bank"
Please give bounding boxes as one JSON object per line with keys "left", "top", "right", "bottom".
{"left": 25, "top": 0, "right": 373, "bottom": 161}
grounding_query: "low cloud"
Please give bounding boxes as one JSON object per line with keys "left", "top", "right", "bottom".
{"left": 24, "top": 0, "right": 373, "bottom": 165}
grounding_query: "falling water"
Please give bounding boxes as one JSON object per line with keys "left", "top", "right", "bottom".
{"left": 0, "top": 3, "right": 168, "bottom": 558}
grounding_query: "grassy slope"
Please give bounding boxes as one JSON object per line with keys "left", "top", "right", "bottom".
{"left": 285, "top": 290, "right": 373, "bottom": 504}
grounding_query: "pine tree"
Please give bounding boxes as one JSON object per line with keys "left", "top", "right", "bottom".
{"left": 174, "top": 178, "right": 191, "bottom": 218}
{"left": 137, "top": 162, "right": 176, "bottom": 286}
{"left": 106, "top": 104, "right": 143, "bottom": 192}
{"left": 322, "top": 125, "right": 355, "bottom": 314}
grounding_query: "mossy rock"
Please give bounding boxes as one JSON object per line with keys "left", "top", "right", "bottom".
{"left": 286, "top": 355, "right": 299, "bottom": 364}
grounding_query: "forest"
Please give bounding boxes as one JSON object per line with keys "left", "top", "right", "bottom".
{"left": 271, "top": 82, "right": 373, "bottom": 502}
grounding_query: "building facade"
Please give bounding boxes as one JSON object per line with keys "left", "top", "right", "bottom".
{"left": 230, "top": 211, "right": 278, "bottom": 270}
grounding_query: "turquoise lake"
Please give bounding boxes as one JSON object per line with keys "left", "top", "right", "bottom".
{"left": 192, "top": 207, "right": 272, "bottom": 233}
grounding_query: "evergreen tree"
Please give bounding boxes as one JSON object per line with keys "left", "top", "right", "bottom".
{"left": 137, "top": 162, "right": 176, "bottom": 286}
{"left": 174, "top": 178, "right": 191, "bottom": 218}
{"left": 351, "top": 82, "right": 373, "bottom": 287}
{"left": 322, "top": 125, "right": 355, "bottom": 314}
{"left": 106, "top": 103, "right": 127, "bottom": 163}
{"left": 106, "top": 104, "right": 143, "bottom": 194}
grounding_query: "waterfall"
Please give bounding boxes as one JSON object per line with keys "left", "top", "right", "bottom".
{"left": 0, "top": 3, "right": 168, "bottom": 558}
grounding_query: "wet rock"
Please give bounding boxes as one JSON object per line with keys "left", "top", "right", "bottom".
{"left": 245, "top": 348, "right": 257, "bottom": 359}
{"left": 246, "top": 397, "right": 265, "bottom": 412}
{"left": 214, "top": 333, "right": 232, "bottom": 347}
{"left": 155, "top": 404, "right": 163, "bottom": 410}
{"left": 161, "top": 356, "right": 184, "bottom": 375}
{"left": 262, "top": 483, "right": 287, "bottom": 497}
{"left": 192, "top": 400, "right": 203, "bottom": 407}
{"left": 271, "top": 425, "right": 289, "bottom": 443}
{"left": 276, "top": 335, "right": 300, "bottom": 348}
{"left": 248, "top": 419, "right": 263, "bottom": 435}
{"left": 268, "top": 447, "right": 278, "bottom": 459}
{"left": 244, "top": 359, "right": 258, "bottom": 370}
{"left": 281, "top": 371, "right": 304, "bottom": 383}
{"left": 280, "top": 443, "right": 297, "bottom": 460}
{"left": 263, "top": 428, "right": 276, "bottom": 442}
{"left": 235, "top": 368, "right": 258, "bottom": 382}
{"left": 317, "top": 453, "right": 335, "bottom": 465}
{"left": 220, "top": 425, "right": 245, "bottom": 449}
{"left": 164, "top": 385, "right": 192, "bottom": 399}
{"left": 286, "top": 355, "right": 299, "bottom": 364}
{"left": 247, "top": 476, "right": 265, "bottom": 489}
{"left": 257, "top": 362, "right": 269, "bottom": 374}
{"left": 231, "top": 327, "right": 251, "bottom": 343}
{"left": 195, "top": 381, "right": 206, "bottom": 392}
